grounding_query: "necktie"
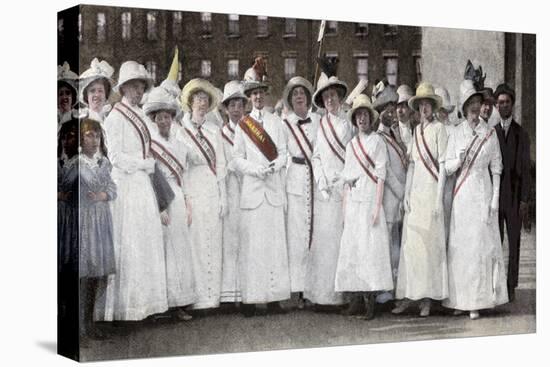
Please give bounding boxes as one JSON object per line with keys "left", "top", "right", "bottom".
{"left": 298, "top": 117, "right": 312, "bottom": 125}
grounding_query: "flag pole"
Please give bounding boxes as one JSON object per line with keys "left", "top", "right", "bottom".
{"left": 313, "top": 20, "right": 326, "bottom": 90}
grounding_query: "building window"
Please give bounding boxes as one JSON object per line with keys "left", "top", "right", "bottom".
{"left": 384, "top": 24, "right": 398, "bottom": 36}
{"left": 415, "top": 56, "right": 422, "bottom": 84}
{"left": 257, "top": 16, "right": 268, "bottom": 37}
{"left": 78, "top": 14, "right": 82, "bottom": 42}
{"left": 178, "top": 61, "right": 183, "bottom": 82}
{"left": 385, "top": 57, "right": 398, "bottom": 85}
{"left": 355, "top": 23, "right": 368, "bottom": 36}
{"left": 326, "top": 21, "right": 337, "bottom": 35}
{"left": 173, "top": 12, "right": 183, "bottom": 37}
{"left": 357, "top": 58, "right": 368, "bottom": 82}
{"left": 146, "top": 61, "right": 157, "bottom": 83}
{"left": 228, "top": 59, "right": 239, "bottom": 79}
{"left": 121, "top": 12, "right": 131, "bottom": 41}
{"left": 58, "top": 18, "right": 64, "bottom": 38}
{"left": 228, "top": 14, "right": 239, "bottom": 36}
{"left": 285, "top": 18, "right": 296, "bottom": 36}
{"left": 147, "top": 12, "right": 158, "bottom": 40}
{"left": 201, "top": 12, "right": 212, "bottom": 36}
{"left": 201, "top": 60, "right": 212, "bottom": 78}
{"left": 284, "top": 58, "right": 296, "bottom": 81}
{"left": 96, "top": 13, "right": 106, "bottom": 43}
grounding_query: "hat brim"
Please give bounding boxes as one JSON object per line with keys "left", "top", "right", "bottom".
{"left": 243, "top": 83, "right": 269, "bottom": 97}
{"left": 222, "top": 92, "right": 248, "bottom": 106}
{"left": 313, "top": 82, "right": 348, "bottom": 109}
{"left": 461, "top": 91, "right": 484, "bottom": 115}
{"left": 181, "top": 81, "right": 220, "bottom": 113}
{"left": 113, "top": 77, "right": 153, "bottom": 94}
{"left": 348, "top": 105, "right": 379, "bottom": 126}
{"left": 283, "top": 79, "right": 314, "bottom": 111}
{"left": 408, "top": 94, "right": 442, "bottom": 112}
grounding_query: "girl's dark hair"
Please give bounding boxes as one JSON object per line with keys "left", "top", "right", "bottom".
{"left": 57, "top": 118, "right": 78, "bottom": 158}
{"left": 80, "top": 118, "right": 109, "bottom": 158}
{"left": 57, "top": 80, "right": 77, "bottom": 106}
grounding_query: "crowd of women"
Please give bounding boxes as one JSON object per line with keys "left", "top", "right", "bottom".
{"left": 57, "top": 54, "right": 527, "bottom": 341}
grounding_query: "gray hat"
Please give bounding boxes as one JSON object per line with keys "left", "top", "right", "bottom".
{"left": 373, "top": 84, "right": 399, "bottom": 112}
{"left": 243, "top": 80, "right": 269, "bottom": 97}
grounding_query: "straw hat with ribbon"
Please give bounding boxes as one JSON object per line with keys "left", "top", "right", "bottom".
{"left": 408, "top": 82, "right": 442, "bottom": 112}
{"left": 312, "top": 73, "right": 348, "bottom": 109}
{"left": 113, "top": 61, "right": 154, "bottom": 94}
{"left": 434, "top": 86, "right": 455, "bottom": 113}
{"left": 180, "top": 78, "right": 219, "bottom": 113}
{"left": 79, "top": 58, "right": 114, "bottom": 105}
{"left": 347, "top": 94, "right": 379, "bottom": 126}
{"left": 221, "top": 80, "right": 247, "bottom": 107}
{"left": 459, "top": 79, "right": 484, "bottom": 116}
{"left": 58, "top": 61, "right": 79, "bottom": 106}
{"left": 282, "top": 76, "right": 314, "bottom": 110}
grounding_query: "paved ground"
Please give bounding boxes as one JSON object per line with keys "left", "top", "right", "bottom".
{"left": 80, "top": 228, "right": 536, "bottom": 362}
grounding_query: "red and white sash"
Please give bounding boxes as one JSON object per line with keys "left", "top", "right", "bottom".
{"left": 221, "top": 123, "right": 235, "bottom": 146}
{"left": 414, "top": 123, "right": 439, "bottom": 181}
{"left": 150, "top": 139, "right": 185, "bottom": 187}
{"left": 379, "top": 130, "right": 408, "bottom": 169}
{"left": 238, "top": 115, "right": 279, "bottom": 162}
{"left": 284, "top": 118, "right": 315, "bottom": 249}
{"left": 453, "top": 128, "right": 495, "bottom": 197}
{"left": 320, "top": 114, "right": 346, "bottom": 163}
{"left": 113, "top": 102, "right": 151, "bottom": 159}
{"left": 184, "top": 126, "right": 217, "bottom": 175}
{"left": 350, "top": 136, "right": 378, "bottom": 184}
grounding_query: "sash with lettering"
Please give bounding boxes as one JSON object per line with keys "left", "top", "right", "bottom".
{"left": 221, "top": 123, "right": 235, "bottom": 146}
{"left": 414, "top": 123, "right": 439, "bottom": 181}
{"left": 113, "top": 102, "right": 151, "bottom": 159}
{"left": 150, "top": 139, "right": 185, "bottom": 187}
{"left": 238, "top": 115, "right": 279, "bottom": 161}
{"left": 284, "top": 118, "right": 315, "bottom": 249}
{"left": 319, "top": 114, "right": 346, "bottom": 164}
{"left": 350, "top": 136, "right": 378, "bottom": 184}
{"left": 184, "top": 126, "right": 217, "bottom": 175}
{"left": 453, "top": 128, "right": 495, "bottom": 197}
{"left": 379, "top": 129, "right": 408, "bottom": 169}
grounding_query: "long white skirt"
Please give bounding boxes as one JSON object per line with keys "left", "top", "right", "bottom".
{"left": 239, "top": 200, "right": 291, "bottom": 303}
{"left": 286, "top": 193, "right": 311, "bottom": 292}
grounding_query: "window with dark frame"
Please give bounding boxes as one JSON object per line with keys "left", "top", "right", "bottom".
{"left": 147, "top": 12, "right": 158, "bottom": 41}
{"left": 357, "top": 58, "right": 368, "bottom": 82}
{"left": 228, "top": 14, "right": 239, "bottom": 36}
{"left": 257, "top": 16, "right": 268, "bottom": 37}
{"left": 355, "top": 22, "right": 368, "bottom": 36}
{"left": 78, "top": 14, "right": 82, "bottom": 42}
{"left": 284, "top": 58, "right": 296, "bottom": 81}
{"left": 326, "top": 21, "right": 338, "bottom": 35}
{"left": 285, "top": 18, "right": 296, "bottom": 36}
{"left": 96, "top": 13, "right": 106, "bottom": 43}
{"left": 384, "top": 24, "right": 398, "bottom": 36}
{"left": 173, "top": 12, "right": 183, "bottom": 38}
{"left": 201, "top": 60, "right": 212, "bottom": 78}
{"left": 146, "top": 61, "right": 157, "bottom": 83}
{"left": 385, "top": 57, "right": 399, "bottom": 85}
{"left": 201, "top": 12, "right": 212, "bottom": 36}
{"left": 228, "top": 59, "right": 239, "bottom": 79}
{"left": 121, "top": 12, "right": 131, "bottom": 41}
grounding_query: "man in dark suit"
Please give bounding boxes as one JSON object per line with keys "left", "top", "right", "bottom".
{"left": 493, "top": 83, "right": 531, "bottom": 302}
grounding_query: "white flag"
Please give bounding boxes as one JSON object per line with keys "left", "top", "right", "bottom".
{"left": 317, "top": 20, "right": 326, "bottom": 42}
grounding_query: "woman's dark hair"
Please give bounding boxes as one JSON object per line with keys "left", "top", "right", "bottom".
{"left": 148, "top": 108, "right": 177, "bottom": 122}
{"left": 58, "top": 80, "right": 77, "bottom": 106}
{"left": 57, "top": 118, "right": 79, "bottom": 158}
{"left": 288, "top": 85, "right": 312, "bottom": 109}
{"left": 80, "top": 118, "right": 109, "bottom": 158}
{"left": 83, "top": 77, "right": 112, "bottom": 105}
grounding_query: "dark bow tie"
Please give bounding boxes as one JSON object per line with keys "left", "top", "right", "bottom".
{"left": 297, "top": 117, "right": 311, "bottom": 125}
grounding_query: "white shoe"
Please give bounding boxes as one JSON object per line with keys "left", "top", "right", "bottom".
{"left": 419, "top": 299, "right": 431, "bottom": 317}
{"left": 469, "top": 311, "right": 480, "bottom": 320}
{"left": 392, "top": 299, "right": 410, "bottom": 314}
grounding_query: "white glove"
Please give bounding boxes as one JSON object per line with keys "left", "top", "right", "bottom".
{"left": 141, "top": 158, "right": 156, "bottom": 174}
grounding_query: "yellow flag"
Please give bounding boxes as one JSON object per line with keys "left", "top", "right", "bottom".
{"left": 167, "top": 46, "right": 179, "bottom": 82}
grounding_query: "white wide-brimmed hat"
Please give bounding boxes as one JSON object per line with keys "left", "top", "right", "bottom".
{"left": 58, "top": 61, "right": 78, "bottom": 105}
{"left": 372, "top": 84, "right": 399, "bottom": 112}
{"left": 397, "top": 84, "right": 414, "bottom": 105}
{"left": 79, "top": 58, "right": 114, "bottom": 105}
{"left": 113, "top": 61, "right": 154, "bottom": 94}
{"left": 312, "top": 73, "right": 348, "bottom": 109}
{"left": 143, "top": 86, "right": 180, "bottom": 117}
{"left": 434, "top": 86, "right": 455, "bottom": 113}
{"left": 221, "top": 80, "right": 247, "bottom": 106}
{"left": 282, "top": 76, "right": 314, "bottom": 110}
{"left": 408, "top": 82, "right": 442, "bottom": 112}
{"left": 459, "top": 79, "right": 484, "bottom": 116}
{"left": 180, "top": 78, "right": 220, "bottom": 113}
{"left": 347, "top": 94, "right": 379, "bottom": 126}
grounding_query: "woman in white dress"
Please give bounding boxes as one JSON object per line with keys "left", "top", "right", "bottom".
{"left": 335, "top": 94, "right": 393, "bottom": 320}
{"left": 79, "top": 58, "right": 114, "bottom": 123}
{"left": 219, "top": 80, "right": 247, "bottom": 308}
{"left": 443, "top": 80, "right": 508, "bottom": 319}
{"left": 281, "top": 76, "right": 320, "bottom": 309}
{"left": 95, "top": 61, "right": 169, "bottom": 321}
{"left": 179, "top": 79, "right": 227, "bottom": 312}
{"left": 393, "top": 82, "right": 449, "bottom": 317}
{"left": 306, "top": 74, "right": 353, "bottom": 311}
{"left": 143, "top": 86, "right": 197, "bottom": 321}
